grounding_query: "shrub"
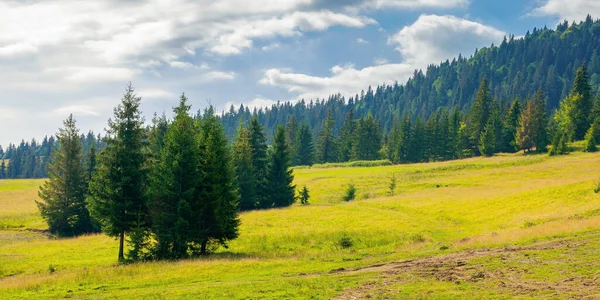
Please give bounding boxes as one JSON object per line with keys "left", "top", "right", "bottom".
{"left": 298, "top": 186, "right": 310, "bottom": 205}
{"left": 338, "top": 235, "right": 353, "bottom": 249}
{"left": 48, "top": 264, "right": 56, "bottom": 273}
{"left": 595, "top": 179, "right": 600, "bottom": 194}
{"left": 342, "top": 184, "right": 356, "bottom": 202}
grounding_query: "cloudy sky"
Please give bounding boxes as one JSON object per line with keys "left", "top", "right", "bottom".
{"left": 0, "top": 0, "right": 596, "bottom": 145}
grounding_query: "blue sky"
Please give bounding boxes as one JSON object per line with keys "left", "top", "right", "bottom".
{"left": 0, "top": 0, "right": 596, "bottom": 145}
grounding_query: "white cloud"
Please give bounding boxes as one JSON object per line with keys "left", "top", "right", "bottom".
{"left": 60, "top": 67, "right": 137, "bottom": 83}
{"left": 260, "top": 63, "right": 413, "bottom": 100}
{"left": 54, "top": 105, "right": 100, "bottom": 116}
{"left": 374, "top": 57, "right": 389, "bottom": 65}
{"left": 137, "top": 88, "right": 177, "bottom": 100}
{"left": 262, "top": 43, "right": 281, "bottom": 51}
{"left": 530, "top": 0, "right": 600, "bottom": 22}
{"left": 199, "top": 71, "right": 237, "bottom": 82}
{"left": 0, "top": 42, "right": 38, "bottom": 57}
{"left": 208, "top": 11, "right": 376, "bottom": 55}
{"left": 388, "top": 14, "right": 505, "bottom": 65}
{"left": 358, "top": 0, "right": 469, "bottom": 10}
{"left": 260, "top": 14, "right": 504, "bottom": 102}
{"left": 356, "top": 38, "right": 369, "bottom": 44}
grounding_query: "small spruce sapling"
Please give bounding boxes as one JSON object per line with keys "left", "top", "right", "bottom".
{"left": 389, "top": 173, "right": 397, "bottom": 196}
{"left": 299, "top": 186, "right": 310, "bottom": 205}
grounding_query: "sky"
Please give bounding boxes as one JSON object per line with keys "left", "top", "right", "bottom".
{"left": 0, "top": 0, "right": 597, "bottom": 146}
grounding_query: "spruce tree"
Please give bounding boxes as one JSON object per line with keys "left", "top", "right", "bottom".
{"left": 147, "top": 94, "right": 200, "bottom": 258}
{"left": 316, "top": 109, "right": 338, "bottom": 163}
{"left": 467, "top": 78, "right": 492, "bottom": 154}
{"left": 88, "top": 84, "right": 149, "bottom": 262}
{"left": 338, "top": 109, "right": 356, "bottom": 162}
{"left": 517, "top": 90, "right": 548, "bottom": 153}
{"left": 299, "top": 186, "right": 310, "bottom": 205}
{"left": 285, "top": 115, "right": 298, "bottom": 155}
{"left": 233, "top": 124, "right": 256, "bottom": 211}
{"left": 584, "top": 123, "right": 598, "bottom": 152}
{"left": 478, "top": 122, "right": 496, "bottom": 157}
{"left": 196, "top": 107, "right": 240, "bottom": 255}
{"left": 0, "top": 160, "right": 5, "bottom": 179}
{"left": 352, "top": 114, "right": 382, "bottom": 161}
{"left": 36, "top": 114, "right": 93, "bottom": 236}
{"left": 266, "top": 125, "right": 295, "bottom": 208}
{"left": 501, "top": 98, "right": 522, "bottom": 152}
{"left": 248, "top": 117, "right": 269, "bottom": 209}
{"left": 294, "top": 123, "right": 314, "bottom": 166}
{"left": 570, "top": 64, "right": 593, "bottom": 140}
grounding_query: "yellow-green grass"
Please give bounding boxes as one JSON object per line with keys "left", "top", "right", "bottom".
{"left": 1, "top": 151, "right": 600, "bottom": 298}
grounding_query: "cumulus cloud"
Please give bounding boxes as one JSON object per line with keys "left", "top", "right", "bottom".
{"left": 260, "top": 63, "right": 413, "bottom": 100}
{"left": 361, "top": 0, "right": 470, "bottom": 9}
{"left": 260, "top": 14, "right": 504, "bottom": 102}
{"left": 54, "top": 105, "right": 100, "bottom": 116}
{"left": 530, "top": 0, "right": 600, "bottom": 22}
{"left": 388, "top": 14, "right": 505, "bottom": 65}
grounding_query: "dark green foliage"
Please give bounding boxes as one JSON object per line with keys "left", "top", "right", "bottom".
{"left": 147, "top": 94, "right": 201, "bottom": 259}
{"left": 338, "top": 109, "right": 356, "bottom": 162}
{"left": 294, "top": 123, "right": 314, "bottom": 166}
{"left": 36, "top": 114, "right": 94, "bottom": 237}
{"left": 478, "top": 122, "right": 496, "bottom": 157}
{"left": 468, "top": 78, "right": 492, "bottom": 153}
{"left": 342, "top": 184, "right": 356, "bottom": 202}
{"left": 248, "top": 117, "right": 269, "bottom": 209}
{"left": 501, "top": 98, "right": 522, "bottom": 152}
{"left": 570, "top": 64, "right": 594, "bottom": 140}
{"left": 88, "top": 84, "right": 149, "bottom": 262}
{"left": 549, "top": 131, "right": 570, "bottom": 156}
{"left": 351, "top": 114, "right": 381, "bottom": 161}
{"left": 233, "top": 124, "right": 255, "bottom": 211}
{"left": 316, "top": 109, "right": 338, "bottom": 163}
{"left": 299, "top": 186, "right": 310, "bottom": 205}
{"left": 196, "top": 106, "right": 240, "bottom": 255}
{"left": 266, "top": 125, "right": 296, "bottom": 208}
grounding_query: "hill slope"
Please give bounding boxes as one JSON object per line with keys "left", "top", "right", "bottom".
{"left": 1, "top": 151, "right": 600, "bottom": 298}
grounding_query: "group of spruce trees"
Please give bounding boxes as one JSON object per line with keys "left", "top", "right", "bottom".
{"left": 37, "top": 86, "right": 297, "bottom": 262}
{"left": 232, "top": 118, "right": 296, "bottom": 211}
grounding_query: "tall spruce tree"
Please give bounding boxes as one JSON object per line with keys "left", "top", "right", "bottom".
{"left": 266, "top": 125, "right": 295, "bottom": 208}
{"left": 501, "top": 98, "right": 522, "bottom": 152}
{"left": 37, "top": 114, "right": 94, "bottom": 236}
{"left": 233, "top": 124, "right": 255, "bottom": 211}
{"left": 316, "top": 109, "right": 338, "bottom": 163}
{"left": 570, "top": 64, "right": 593, "bottom": 140}
{"left": 248, "top": 117, "right": 269, "bottom": 209}
{"left": 351, "top": 114, "right": 382, "bottom": 161}
{"left": 196, "top": 107, "right": 240, "bottom": 254}
{"left": 338, "top": 109, "right": 356, "bottom": 162}
{"left": 517, "top": 90, "right": 548, "bottom": 153}
{"left": 467, "top": 78, "right": 492, "bottom": 154}
{"left": 147, "top": 94, "right": 200, "bottom": 259}
{"left": 88, "top": 84, "right": 149, "bottom": 262}
{"left": 294, "top": 123, "right": 314, "bottom": 166}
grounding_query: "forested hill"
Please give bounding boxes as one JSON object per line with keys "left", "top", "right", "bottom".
{"left": 220, "top": 16, "right": 600, "bottom": 137}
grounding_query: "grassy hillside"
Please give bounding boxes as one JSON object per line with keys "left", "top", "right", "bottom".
{"left": 1, "top": 152, "right": 600, "bottom": 298}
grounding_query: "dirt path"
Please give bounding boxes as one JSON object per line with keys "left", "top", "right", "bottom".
{"left": 332, "top": 237, "right": 600, "bottom": 299}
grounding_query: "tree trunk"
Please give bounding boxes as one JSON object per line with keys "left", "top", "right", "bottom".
{"left": 118, "top": 231, "right": 125, "bottom": 262}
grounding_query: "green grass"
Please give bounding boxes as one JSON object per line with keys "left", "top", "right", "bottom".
{"left": 1, "top": 151, "right": 600, "bottom": 298}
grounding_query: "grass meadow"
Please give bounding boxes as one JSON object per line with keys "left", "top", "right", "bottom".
{"left": 1, "top": 151, "right": 600, "bottom": 298}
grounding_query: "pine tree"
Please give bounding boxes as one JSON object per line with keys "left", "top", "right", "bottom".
{"left": 570, "top": 64, "right": 594, "bottom": 140}
{"left": 299, "top": 186, "right": 310, "bottom": 205}
{"left": 501, "top": 98, "right": 522, "bottom": 152}
{"left": 294, "top": 123, "right": 314, "bottom": 166}
{"left": 233, "top": 124, "right": 255, "bottom": 211}
{"left": 338, "top": 109, "right": 356, "bottom": 162}
{"left": 584, "top": 123, "right": 598, "bottom": 152}
{"left": 467, "top": 78, "right": 492, "bottom": 154}
{"left": 352, "top": 114, "right": 382, "bottom": 161}
{"left": 316, "top": 109, "right": 338, "bottom": 163}
{"left": 266, "top": 125, "right": 295, "bottom": 208}
{"left": 248, "top": 117, "right": 269, "bottom": 209}
{"left": 517, "top": 90, "right": 548, "bottom": 153}
{"left": 147, "top": 94, "right": 200, "bottom": 259}
{"left": 196, "top": 106, "right": 240, "bottom": 255}
{"left": 478, "top": 122, "right": 496, "bottom": 157}
{"left": 36, "top": 114, "right": 93, "bottom": 236}
{"left": 88, "top": 84, "right": 149, "bottom": 262}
